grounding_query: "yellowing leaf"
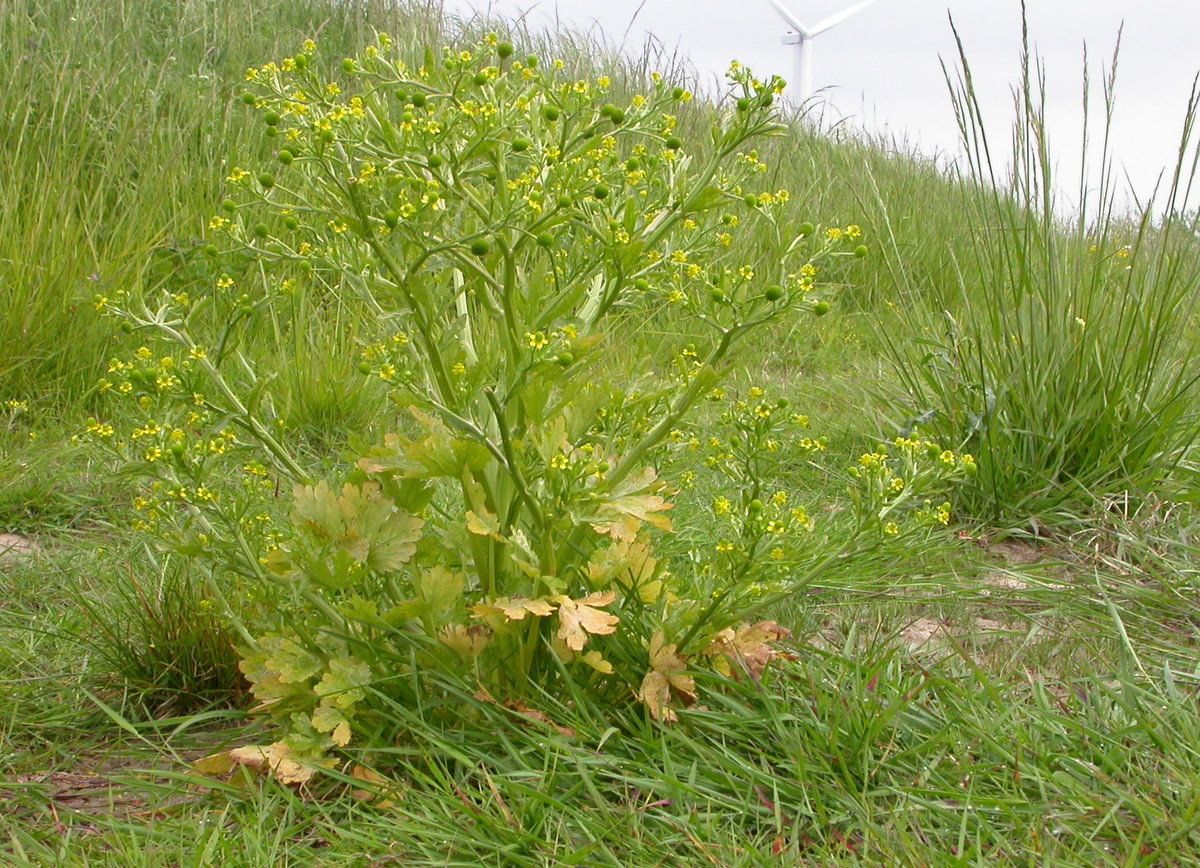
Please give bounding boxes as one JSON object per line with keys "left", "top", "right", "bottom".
{"left": 314, "top": 654, "right": 372, "bottom": 710}
{"left": 285, "top": 480, "right": 424, "bottom": 585}
{"left": 702, "top": 621, "right": 791, "bottom": 681}
{"left": 466, "top": 508, "right": 506, "bottom": 541}
{"left": 637, "top": 631, "right": 695, "bottom": 722}
{"left": 356, "top": 409, "right": 490, "bottom": 479}
{"left": 470, "top": 596, "right": 557, "bottom": 622}
{"left": 579, "top": 650, "right": 614, "bottom": 674}
{"left": 414, "top": 565, "right": 465, "bottom": 621}
{"left": 311, "top": 705, "right": 353, "bottom": 747}
{"left": 637, "top": 670, "right": 676, "bottom": 722}
{"left": 587, "top": 537, "right": 662, "bottom": 603}
{"left": 350, "top": 764, "right": 405, "bottom": 806}
{"left": 554, "top": 591, "right": 618, "bottom": 652}
{"left": 587, "top": 468, "right": 675, "bottom": 541}
{"left": 227, "top": 743, "right": 314, "bottom": 785}
{"left": 438, "top": 624, "right": 492, "bottom": 659}
{"left": 191, "top": 752, "right": 235, "bottom": 777}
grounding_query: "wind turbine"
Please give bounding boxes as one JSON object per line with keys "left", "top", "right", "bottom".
{"left": 765, "top": 0, "right": 879, "bottom": 102}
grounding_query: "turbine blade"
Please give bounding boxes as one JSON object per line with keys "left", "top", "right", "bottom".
{"left": 809, "top": 0, "right": 878, "bottom": 36}
{"left": 764, "top": 0, "right": 810, "bottom": 36}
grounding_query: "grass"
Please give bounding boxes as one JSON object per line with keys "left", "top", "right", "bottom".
{"left": 5, "top": 0, "right": 1200, "bottom": 864}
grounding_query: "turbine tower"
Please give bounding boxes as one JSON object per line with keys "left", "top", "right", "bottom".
{"left": 765, "top": 0, "right": 879, "bottom": 102}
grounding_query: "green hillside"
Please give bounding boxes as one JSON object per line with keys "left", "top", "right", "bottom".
{"left": 3, "top": 1, "right": 1200, "bottom": 864}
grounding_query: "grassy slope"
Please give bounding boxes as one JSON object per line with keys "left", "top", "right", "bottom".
{"left": 3, "top": 1, "right": 1200, "bottom": 865}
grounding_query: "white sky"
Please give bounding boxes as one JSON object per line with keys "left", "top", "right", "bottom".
{"left": 445, "top": 0, "right": 1200, "bottom": 213}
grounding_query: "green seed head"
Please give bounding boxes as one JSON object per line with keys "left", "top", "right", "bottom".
{"left": 497, "top": 42, "right": 514, "bottom": 59}
{"left": 535, "top": 232, "right": 554, "bottom": 248}
{"left": 748, "top": 499, "right": 764, "bottom": 514}
{"left": 557, "top": 194, "right": 573, "bottom": 208}
{"left": 542, "top": 105, "right": 560, "bottom": 122}
{"left": 665, "top": 136, "right": 683, "bottom": 150}
{"left": 258, "top": 173, "right": 275, "bottom": 189}
{"left": 427, "top": 154, "right": 444, "bottom": 168}
{"left": 203, "top": 244, "right": 219, "bottom": 257}
{"left": 264, "top": 126, "right": 278, "bottom": 138}
{"left": 526, "top": 55, "right": 539, "bottom": 68}
{"left": 253, "top": 223, "right": 269, "bottom": 238}
{"left": 263, "top": 111, "right": 280, "bottom": 126}
{"left": 609, "top": 109, "right": 625, "bottom": 125}
{"left": 736, "top": 97, "right": 751, "bottom": 112}
{"left": 797, "top": 221, "right": 815, "bottom": 237}
{"left": 812, "top": 301, "right": 830, "bottom": 316}
{"left": 221, "top": 199, "right": 236, "bottom": 213}
{"left": 470, "top": 238, "right": 492, "bottom": 256}
{"left": 277, "top": 149, "right": 294, "bottom": 165}
{"left": 671, "top": 86, "right": 686, "bottom": 100}
{"left": 625, "top": 157, "right": 640, "bottom": 171}
{"left": 854, "top": 244, "right": 868, "bottom": 258}
{"left": 241, "top": 92, "right": 257, "bottom": 106}
{"left": 634, "top": 278, "right": 650, "bottom": 291}
{"left": 593, "top": 185, "right": 610, "bottom": 200}
{"left": 410, "top": 92, "right": 427, "bottom": 107}
{"left": 556, "top": 352, "right": 574, "bottom": 367}
{"left": 473, "top": 71, "right": 489, "bottom": 87}
{"left": 341, "top": 58, "right": 355, "bottom": 74}
{"left": 600, "top": 103, "right": 617, "bottom": 118}
{"left": 511, "top": 138, "right": 530, "bottom": 152}
{"left": 283, "top": 216, "right": 299, "bottom": 231}
{"left": 743, "top": 194, "right": 758, "bottom": 208}
{"left": 763, "top": 285, "right": 784, "bottom": 301}
{"left": 708, "top": 287, "right": 725, "bottom": 303}
{"left": 357, "top": 361, "right": 372, "bottom": 375}
{"left": 384, "top": 210, "right": 399, "bottom": 229}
